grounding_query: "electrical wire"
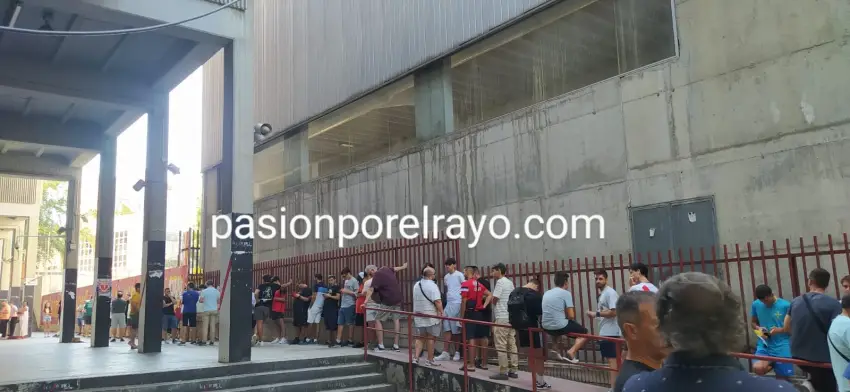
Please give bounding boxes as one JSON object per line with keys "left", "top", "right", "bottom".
{"left": 0, "top": 0, "right": 243, "bottom": 36}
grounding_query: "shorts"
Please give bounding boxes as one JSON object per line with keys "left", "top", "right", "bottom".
{"left": 755, "top": 346, "right": 794, "bottom": 377}
{"left": 128, "top": 314, "right": 139, "bottom": 329}
{"left": 599, "top": 339, "right": 619, "bottom": 359}
{"left": 374, "top": 303, "right": 402, "bottom": 322}
{"left": 443, "top": 302, "right": 461, "bottom": 334}
{"left": 182, "top": 312, "right": 197, "bottom": 327}
{"left": 84, "top": 315, "right": 92, "bottom": 325}
{"left": 416, "top": 323, "right": 442, "bottom": 337}
{"left": 42, "top": 315, "right": 52, "bottom": 324}
{"left": 337, "top": 306, "right": 355, "bottom": 326}
{"left": 293, "top": 307, "right": 308, "bottom": 327}
{"left": 111, "top": 314, "right": 127, "bottom": 328}
{"left": 324, "top": 309, "right": 339, "bottom": 331}
{"left": 270, "top": 311, "right": 284, "bottom": 321}
{"left": 307, "top": 306, "right": 323, "bottom": 324}
{"left": 162, "top": 315, "right": 178, "bottom": 330}
{"left": 544, "top": 320, "right": 588, "bottom": 337}
{"left": 253, "top": 306, "right": 270, "bottom": 321}
{"left": 355, "top": 313, "right": 365, "bottom": 327}
{"left": 77, "top": 317, "right": 84, "bottom": 327}
{"left": 517, "top": 330, "right": 543, "bottom": 349}
{"left": 464, "top": 311, "right": 490, "bottom": 340}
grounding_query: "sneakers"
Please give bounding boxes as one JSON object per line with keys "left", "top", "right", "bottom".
{"left": 393, "top": 344, "right": 401, "bottom": 352}
{"left": 536, "top": 382, "right": 552, "bottom": 390}
{"left": 508, "top": 372, "right": 518, "bottom": 379}
{"left": 110, "top": 338, "right": 116, "bottom": 342}
{"left": 278, "top": 338, "right": 288, "bottom": 344}
{"left": 270, "top": 338, "right": 280, "bottom": 344}
{"left": 374, "top": 345, "right": 386, "bottom": 352}
{"left": 550, "top": 349, "right": 579, "bottom": 363}
{"left": 489, "top": 374, "right": 509, "bottom": 381}
{"left": 426, "top": 360, "right": 441, "bottom": 367}
{"left": 452, "top": 352, "right": 461, "bottom": 361}
{"left": 434, "top": 352, "right": 451, "bottom": 361}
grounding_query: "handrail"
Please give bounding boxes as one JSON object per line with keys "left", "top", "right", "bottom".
{"left": 363, "top": 306, "right": 833, "bottom": 379}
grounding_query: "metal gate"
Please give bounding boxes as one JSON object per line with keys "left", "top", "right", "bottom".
{"left": 630, "top": 197, "right": 720, "bottom": 282}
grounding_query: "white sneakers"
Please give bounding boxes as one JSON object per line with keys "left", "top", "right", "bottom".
{"left": 434, "top": 351, "right": 463, "bottom": 362}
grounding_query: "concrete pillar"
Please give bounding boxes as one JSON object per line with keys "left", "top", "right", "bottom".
{"left": 8, "top": 229, "right": 20, "bottom": 305}
{"left": 138, "top": 98, "right": 168, "bottom": 353}
{"left": 60, "top": 173, "right": 81, "bottom": 343}
{"left": 217, "top": 28, "right": 255, "bottom": 363}
{"left": 91, "top": 136, "right": 117, "bottom": 348}
{"left": 414, "top": 58, "right": 454, "bottom": 141}
{"left": 284, "top": 130, "right": 310, "bottom": 189}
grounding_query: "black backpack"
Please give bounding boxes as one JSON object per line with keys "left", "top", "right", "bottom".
{"left": 508, "top": 288, "right": 531, "bottom": 329}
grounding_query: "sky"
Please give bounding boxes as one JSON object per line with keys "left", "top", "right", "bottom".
{"left": 79, "top": 68, "right": 203, "bottom": 231}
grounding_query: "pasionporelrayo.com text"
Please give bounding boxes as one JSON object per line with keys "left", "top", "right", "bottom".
{"left": 212, "top": 207, "right": 604, "bottom": 248}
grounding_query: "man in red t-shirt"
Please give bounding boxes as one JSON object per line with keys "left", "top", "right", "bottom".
{"left": 460, "top": 266, "right": 491, "bottom": 371}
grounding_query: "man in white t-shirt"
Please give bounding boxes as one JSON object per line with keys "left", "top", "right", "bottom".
{"left": 435, "top": 258, "right": 465, "bottom": 362}
{"left": 485, "top": 263, "right": 518, "bottom": 380}
{"left": 413, "top": 267, "right": 444, "bottom": 366}
{"left": 587, "top": 270, "right": 620, "bottom": 388}
{"left": 628, "top": 263, "right": 658, "bottom": 293}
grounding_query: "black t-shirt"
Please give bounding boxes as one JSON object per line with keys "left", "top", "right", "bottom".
{"left": 294, "top": 287, "right": 313, "bottom": 312}
{"left": 323, "top": 285, "right": 341, "bottom": 313}
{"left": 111, "top": 298, "right": 128, "bottom": 314}
{"left": 162, "top": 295, "right": 175, "bottom": 315}
{"left": 613, "top": 360, "right": 655, "bottom": 392}
{"left": 257, "top": 283, "right": 281, "bottom": 307}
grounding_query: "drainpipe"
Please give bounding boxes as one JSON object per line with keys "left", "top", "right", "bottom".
{"left": 8, "top": 1, "right": 22, "bottom": 27}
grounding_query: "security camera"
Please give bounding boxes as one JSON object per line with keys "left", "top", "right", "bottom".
{"left": 254, "top": 123, "right": 272, "bottom": 136}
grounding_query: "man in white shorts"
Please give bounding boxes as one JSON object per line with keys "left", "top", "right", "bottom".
{"left": 307, "top": 274, "right": 327, "bottom": 344}
{"left": 436, "top": 258, "right": 465, "bottom": 362}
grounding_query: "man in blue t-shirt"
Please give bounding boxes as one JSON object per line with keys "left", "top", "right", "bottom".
{"left": 180, "top": 282, "right": 200, "bottom": 345}
{"left": 751, "top": 284, "right": 793, "bottom": 379}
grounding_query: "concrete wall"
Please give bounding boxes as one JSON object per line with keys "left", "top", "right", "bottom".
{"left": 252, "top": 0, "right": 850, "bottom": 266}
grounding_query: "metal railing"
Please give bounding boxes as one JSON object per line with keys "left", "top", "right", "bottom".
{"left": 363, "top": 306, "right": 831, "bottom": 392}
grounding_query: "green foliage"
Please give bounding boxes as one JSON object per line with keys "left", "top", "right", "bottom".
{"left": 37, "top": 181, "right": 67, "bottom": 269}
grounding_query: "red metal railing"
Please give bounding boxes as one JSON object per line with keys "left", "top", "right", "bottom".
{"left": 363, "top": 306, "right": 831, "bottom": 392}
{"left": 247, "top": 235, "right": 459, "bottom": 318}
{"left": 201, "top": 232, "right": 849, "bottom": 369}
{"left": 476, "top": 234, "right": 850, "bottom": 366}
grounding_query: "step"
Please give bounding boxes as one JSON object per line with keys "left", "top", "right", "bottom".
{"left": 319, "top": 385, "right": 395, "bottom": 392}
{"left": 218, "top": 373, "right": 386, "bottom": 392}
{"left": 86, "top": 363, "right": 377, "bottom": 392}
{"left": 61, "top": 355, "right": 366, "bottom": 391}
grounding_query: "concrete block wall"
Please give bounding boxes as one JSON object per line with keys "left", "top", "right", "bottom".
{"left": 254, "top": 0, "right": 850, "bottom": 268}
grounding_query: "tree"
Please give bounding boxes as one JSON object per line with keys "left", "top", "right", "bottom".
{"left": 37, "top": 181, "right": 67, "bottom": 269}
{"left": 195, "top": 197, "right": 202, "bottom": 231}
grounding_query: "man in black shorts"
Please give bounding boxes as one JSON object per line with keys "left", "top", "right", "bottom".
{"left": 460, "top": 266, "right": 490, "bottom": 372}
{"left": 509, "top": 278, "right": 550, "bottom": 390}
{"left": 254, "top": 275, "right": 278, "bottom": 346}
{"left": 541, "top": 271, "right": 588, "bottom": 363}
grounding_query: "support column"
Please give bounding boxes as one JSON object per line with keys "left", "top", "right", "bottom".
{"left": 218, "top": 26, "right": 254, "bottom": 363}
{"left": 91, "top": 137, "right": 117, "bottom": 347}
{"left": 60, "top": 174, "right": 81, "bottom": 343}
{"left": 138, "top": 98, "right": 168, "bottom": 353}
{"left": 414, "top": 58, "right": 454, "bottom": 141}
{"left": 283, "top": 129, "right": 310, "bottom": 189}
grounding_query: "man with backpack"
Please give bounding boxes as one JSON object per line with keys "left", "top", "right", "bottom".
{"left": 508, "top": 278, "right": 551, "bottom": 390}
{"left": 460, "top": 266, "right": 490, "bottom": 372}
{"left": 787, "top": 268, "right": 841, "bottom": 392}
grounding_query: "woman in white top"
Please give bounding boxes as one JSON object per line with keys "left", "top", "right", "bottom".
{"left": 14, "top": 302, "right": 29, "bottom": 337}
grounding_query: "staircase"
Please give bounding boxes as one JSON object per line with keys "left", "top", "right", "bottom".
{"left": 65, "top": 356, "right": 391, "bottom": 392}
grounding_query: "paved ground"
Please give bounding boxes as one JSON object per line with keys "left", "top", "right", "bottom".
{"left": 0, "top": 337, "right": 362, "bottom": 385}
{"left": 369, "top": 350, "right": 608, "bottom": 392}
